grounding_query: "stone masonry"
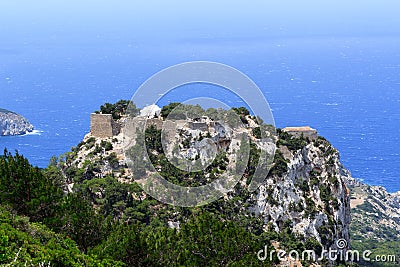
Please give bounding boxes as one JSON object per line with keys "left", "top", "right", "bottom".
{"left": 90, "top": 113, "right": 121, "bottom": 138}
{"left": 282, "top": 126, "right": 318, "bottom": 140}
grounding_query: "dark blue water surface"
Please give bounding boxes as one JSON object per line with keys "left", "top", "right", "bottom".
{"left": 1, "top": 37, "right": 399, "bottom": 192}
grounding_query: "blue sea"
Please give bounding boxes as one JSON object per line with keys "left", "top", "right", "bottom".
{"left": 1, "top": 37, "right": 399, "bottom": 192}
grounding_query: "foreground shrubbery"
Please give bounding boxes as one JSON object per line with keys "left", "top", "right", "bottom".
{"left": 0, "top": 205, "right": 122, "bottom": 267}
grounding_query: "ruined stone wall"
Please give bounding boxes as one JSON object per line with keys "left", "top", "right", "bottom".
{"left": 90, "top": 113, "right": 122, "bottom": 138}
{"left": 188, "top": 121, "right": 208, "bottom": 131}
{"left": 112, "top": 121, "right": 121, "bottom": 136}
{"left": 288, "top": 130, "right": 317, "bottom": 140}
{"left": 282, "top": 126, "right": 318, "bottom": 140}
{"left": 90, "top": 113, "right": 114, "bottom": 138}
{"left": 147, "top": 118, "right": 163, "bottom": 130}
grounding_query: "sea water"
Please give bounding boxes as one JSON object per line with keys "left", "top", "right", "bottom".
{"left": 1, "top": 37, "right": 399, "bottom": 192}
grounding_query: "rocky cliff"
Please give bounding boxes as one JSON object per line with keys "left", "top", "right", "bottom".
{"left": 0, "top": 108, "right": 34, "bottom": 136}
{"left": 45, "top": 101, "right": 400, "bottom": 266}
{"left": 58, "top": 105, "right": 351, "bottom": 259}
{"left": 251, "top": 134, "right": 351, "bottom": 250}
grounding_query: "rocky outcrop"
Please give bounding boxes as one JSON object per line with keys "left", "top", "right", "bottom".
{"left": 347, "top": 176, "right": 400, "bottom": 242}
{"left": 60, "top": 104, "right": 352, "bottom": 255}
{"left": 250, "top": 136, "right": 351, "bottom": 250}
{"left": 0, "top": 109, "right": 34, "bottom": 136}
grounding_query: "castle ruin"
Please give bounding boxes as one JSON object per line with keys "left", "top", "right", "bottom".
{"left": 90, "top": 113, "right": 121, "bottom": 138}
{"left": 282, "top": 126, "right": 318, "bottom": 140}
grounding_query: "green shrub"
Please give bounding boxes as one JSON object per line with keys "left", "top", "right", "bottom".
{"left": 252, "top": 126, "right": 262, "bottom": 139}
{"left": 99, "top": 100, "right": 135, "bottom": 120}
{"left": 269, "top": 150, "right": 288, "bottom": 177}
{"left": 101, "top": 140, "right": 113, "bottom": 151}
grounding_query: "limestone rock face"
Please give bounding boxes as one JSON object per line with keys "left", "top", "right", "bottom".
{"left": 63, "top": 108, "right": 352, "bottom": 251}
{"left": 250, "top": 137, "right": 351, "bottom": 250}
{"left": 0, "top": 109, "right": 34, "bottom": 136}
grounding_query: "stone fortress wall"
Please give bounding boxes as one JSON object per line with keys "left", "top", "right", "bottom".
{"left": 91, "top": 112, "right": 318, "bottom": 143}
{"left": 90, "top": 113, "right": 121, "bottom": 138}
{"left": 91, "top": 115, "right": 204, "bottom": 139}
{"left": 282, "top": 126, "right": 318, "bottom": 140}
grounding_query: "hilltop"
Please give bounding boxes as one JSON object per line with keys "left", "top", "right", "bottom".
{"left": 55, "top": 100, "right": 353, "bottom": 266}
{"left": 1, "top": 100, "right": 398, "bottom": 266}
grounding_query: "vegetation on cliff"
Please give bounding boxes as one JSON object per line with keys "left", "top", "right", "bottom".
{"left": 95, "top": 100, "right": 139, "bottom": 120}
{"left": 0, "top": 101, "right": 362, "bottom": 266}
{"left": 1, "top": 148, "right": 350, "bottom": 266}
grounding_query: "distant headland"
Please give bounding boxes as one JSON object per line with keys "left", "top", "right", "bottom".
{"left": 0, "top": 108, "right": 34, "bottom": 136}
